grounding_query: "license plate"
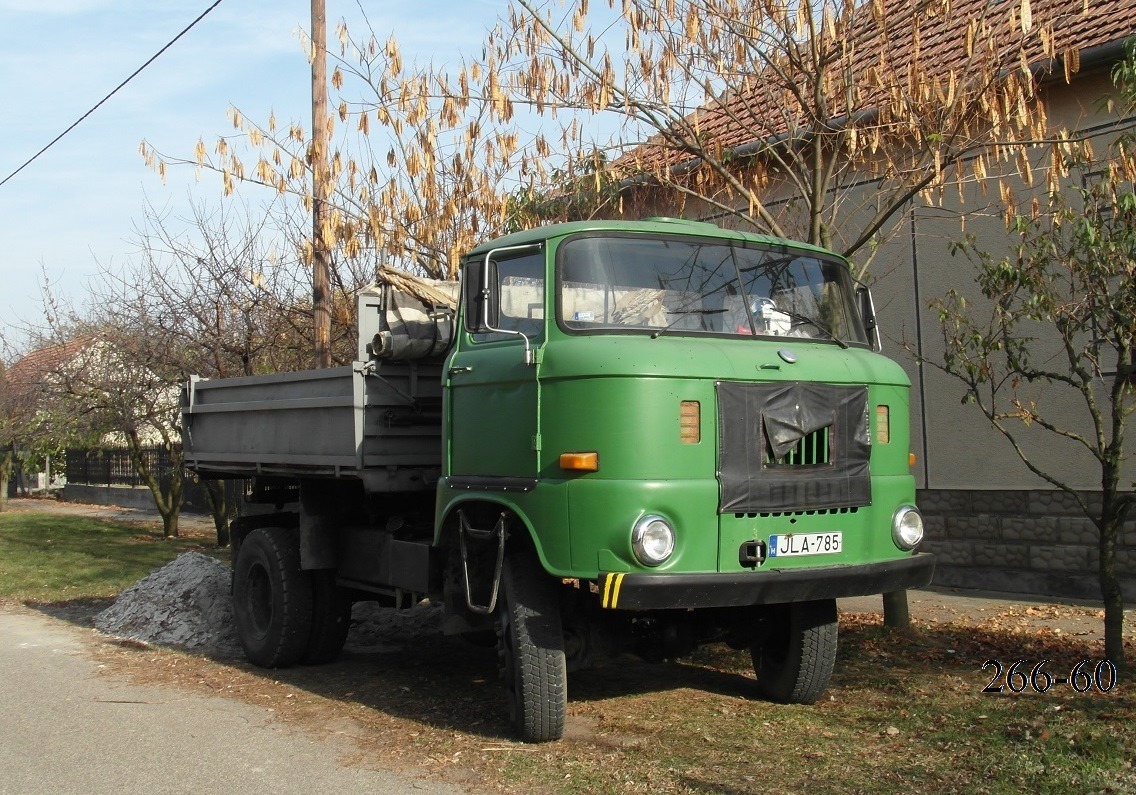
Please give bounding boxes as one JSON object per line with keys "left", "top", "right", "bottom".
{"left": 768, "top": 532, "right": 843, "bottom": 557}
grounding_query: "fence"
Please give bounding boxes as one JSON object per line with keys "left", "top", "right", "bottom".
{"left": 65, "top": 447, "right": 180, "bottom": 488}
{"left": 64, "top": 447, "right": 216, "bottom": 512}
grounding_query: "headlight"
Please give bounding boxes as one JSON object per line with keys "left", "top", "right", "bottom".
{"left": 892, "top": 506, "right": 924, "bottom": 550}
{"left": 631, "top": 515, "right": 675, "bottom": 566}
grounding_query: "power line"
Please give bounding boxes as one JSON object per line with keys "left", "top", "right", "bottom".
{"left": 0, "top": 0, "right": 225, "bottom": 190}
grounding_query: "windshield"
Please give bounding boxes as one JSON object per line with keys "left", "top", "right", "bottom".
{"left": 557, "top": 235, "right": 868, "bottom": 345}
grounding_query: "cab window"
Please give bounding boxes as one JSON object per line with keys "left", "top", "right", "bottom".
{"left": 463, "top": 251, "right": 546, "bottom": 341}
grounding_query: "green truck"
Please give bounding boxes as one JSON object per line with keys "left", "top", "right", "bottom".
{"left": 182, "top": 218, "right": 934, "bottom": 742}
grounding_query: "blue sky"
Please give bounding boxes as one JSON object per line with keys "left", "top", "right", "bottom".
{"left": 0, "top": 0, "right": 503, "bottom": 353}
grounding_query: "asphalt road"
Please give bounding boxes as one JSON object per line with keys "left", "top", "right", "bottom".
{"left": 0, "top": 607, "right": 465, "bottom": 795}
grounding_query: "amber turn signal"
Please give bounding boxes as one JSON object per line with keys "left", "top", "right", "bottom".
{"left": 875, "top": 405, "right": 890, "bottom": 444}
{"left": 560, "top": 451, "right": 599, "bottom": 471}
{"left": 909, "top": 453, "right": 917, "bottom": 468}
{"left": 680, "top": 400, "right": 700, "bottom": 444}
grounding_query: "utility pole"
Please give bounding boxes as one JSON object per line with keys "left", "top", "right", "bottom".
{"left": 311, "top": 0, "right": 332, "bottom": 368}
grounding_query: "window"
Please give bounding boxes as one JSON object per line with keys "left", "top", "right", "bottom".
{"left": 464, "top": 251, "right": 546, "bottom": 341}
{"left": 557, "top": 234, "right": 868, "bottom": 345}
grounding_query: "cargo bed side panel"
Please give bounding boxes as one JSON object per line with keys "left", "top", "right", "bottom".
{"left": 182, "top": 362, "right": 443, "bottom": 487}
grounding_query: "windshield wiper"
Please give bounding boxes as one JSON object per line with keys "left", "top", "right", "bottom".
{"left": 772, "top": 309, "right": 849, "bottom": 349}
{"left": 650, "top": 308, "right": 727, "bottom": 339}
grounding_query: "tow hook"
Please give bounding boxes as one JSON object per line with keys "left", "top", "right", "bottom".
{"left": 739, "top": 540, "right": 767, "bottom": 568}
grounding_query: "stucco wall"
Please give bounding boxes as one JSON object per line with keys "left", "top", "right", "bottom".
{"left": 871, "top": 68, "right": 1136, "bottom": 494}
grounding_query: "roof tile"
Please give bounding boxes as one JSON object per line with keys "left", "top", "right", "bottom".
{"left": 619, "top": 0, "right": 1136, "bottom": 173}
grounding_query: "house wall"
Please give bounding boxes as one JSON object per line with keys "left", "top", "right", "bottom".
{"left": 874, "top": 69, "right": 1134, "bottom": 492}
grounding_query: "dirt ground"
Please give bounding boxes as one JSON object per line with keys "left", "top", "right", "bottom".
{"left": 8, "top": 497, "right": 1136, "bottom": 794}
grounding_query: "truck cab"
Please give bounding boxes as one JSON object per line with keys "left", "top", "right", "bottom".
{"left": 435, "top": 219, "right": 933, "bottom": 739}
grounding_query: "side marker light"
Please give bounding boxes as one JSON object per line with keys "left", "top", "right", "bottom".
{"left": 560, "top": 451, "right": 599, "bottom": 471}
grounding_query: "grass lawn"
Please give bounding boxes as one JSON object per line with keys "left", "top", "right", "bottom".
{"left": 0, "top": 509, "right": 220, "bottom": 603}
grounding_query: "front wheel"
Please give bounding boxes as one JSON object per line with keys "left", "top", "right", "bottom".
{"left": 496, "top": 550, "right": 567, "bottom": 742}
{"left": 751, "top": 599, "right": 838, "bottom": 704}
{"left": 232, "top": 527, "right": 313, "bottom": 668}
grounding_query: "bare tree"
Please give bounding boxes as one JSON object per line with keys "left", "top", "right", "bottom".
{"left": 122, "top": 199, "right": 327, "bottom": 376}
{"left": 932, "top": 47, "right": 1136, "bottom": 671}
{"left": 107, "top": 200, "right": 354, "bottom": 543}
{"left": 141, "top": 1, "right": 1095, "bottom": 280}
{"left": 32, "top": 315, "right": 186, "bottom": 538}
{"left": 26, "top": 201, "right": 292, "bottom": 539}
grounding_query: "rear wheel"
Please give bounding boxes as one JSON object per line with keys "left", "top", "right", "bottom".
{"left": 232, "top": 527, "right": 313, "bottom": 668}
{"left": 752, "top": 599, "right": 838, "bottom": 704}
{"left": 496, "top": 549, "right": 567, "bottom": 742}
{"left": 303, "top": 570, "right": 352, "bottom": 664}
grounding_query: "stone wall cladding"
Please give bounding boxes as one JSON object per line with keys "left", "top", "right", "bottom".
{"left": 1054, "top": 517, "right": 1098, "bottom": 546}
{"left": 63, "top": 484, "right": 156, "bottom": 510}
{"left": 918, "top": 490, "right": 1029, "bottom": 515}
{"left": 1029, "top": 491, "right": 1104, "bottom": 517}
{"left": 1028, "top": 545, "right": 1094, "bottom": 573}
{"left": 917, "top": 489, "right": 1136, "bottom": 600}
{"left": 920, "top": 538, "right": 973, "bottom": 566}
{"left": 1000, "top": 516, "right": 1061, "bottom": 544}
{"left": 1116, "top": 548, "right": 1136, "bottom": 576}
{"left": 946, "top": 515, "right": 1000, "bottom": 541}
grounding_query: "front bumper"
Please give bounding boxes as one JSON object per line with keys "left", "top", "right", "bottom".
{"left": 598, "top": 553, "right": 935, "bottom": 610}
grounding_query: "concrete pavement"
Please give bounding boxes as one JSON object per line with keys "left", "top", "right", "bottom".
{"left": 840, "top": 584, "right": 1135, "bottom": 642}
{"left": 0, "top": 607, "right": 465, "bottom": 795}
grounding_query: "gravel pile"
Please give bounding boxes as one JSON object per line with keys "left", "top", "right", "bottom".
{"left": 94, "top": 551, "right": 444, "bottom": 660}
{"left": 95, "top": 552, "right": 243, "bottom": 659}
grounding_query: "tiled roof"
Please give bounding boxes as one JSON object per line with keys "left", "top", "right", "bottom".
{"left": 5, "top": 338, "right": 94, "bottom": 398}
{"left": 618, "top": 0, "right": 1136, "bottom": 174}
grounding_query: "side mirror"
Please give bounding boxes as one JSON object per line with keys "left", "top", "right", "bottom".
{"left": 463, "top": 260, "right": 500, "bottom": 333}
{"left": 856, "top": 285, "right": 882, "bottom": 352}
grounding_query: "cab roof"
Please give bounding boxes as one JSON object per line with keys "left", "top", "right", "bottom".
{"left": 466, "top": 218, "right": 845, "bottom": 262}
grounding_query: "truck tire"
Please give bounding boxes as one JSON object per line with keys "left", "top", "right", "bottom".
{"left": 496, "top": 550, "right": 567, "bottom": 742}
{"left": 751, "top": 599, "right": 838, "bottom": 704}
{"left": 232, "top": 527, "right": 313, "bottom": 668}
{"left": 303, "top": 570, "right": 352, "bottom": 664}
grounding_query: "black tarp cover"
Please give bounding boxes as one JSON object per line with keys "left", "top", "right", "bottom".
{"left": 717, "top": 381, "right": 871, "bottom": 513}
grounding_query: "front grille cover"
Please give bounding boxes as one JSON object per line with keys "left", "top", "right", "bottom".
{"left": 716, "top": 381, "right": 871, "bottom": 513}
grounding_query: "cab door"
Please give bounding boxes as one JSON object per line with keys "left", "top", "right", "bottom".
{"left": 446, "top": 249, "right": 546, "bottom": 484}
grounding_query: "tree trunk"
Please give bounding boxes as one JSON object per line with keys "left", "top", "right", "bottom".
{"left": 125, "top": 433, "right": 182, "bottom": 538}
{"left": 161, "top": 510, "right": 180, "bottom": 538}
{"left": 883, "top": 590, "right": 912, "bottom": 629}
{"left": 157, "top": 468, "right": 183, "bottom": 539}
{"left": 202, "top": 478, "right": 236, "bottom": 548}
{"left": 0, "top": 447, "right": 11, "bottom": 513}
{"left": 1099, "top": 518, "right": 1127, "bottom": 675}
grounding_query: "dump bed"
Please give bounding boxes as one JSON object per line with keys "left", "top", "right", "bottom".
{"left": 182, "top": 360, "right": 443, "bottom": 493}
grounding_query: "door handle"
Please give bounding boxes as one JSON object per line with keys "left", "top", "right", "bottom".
{"left": 448, "top": 366, "right": 473, "bottom": 376}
